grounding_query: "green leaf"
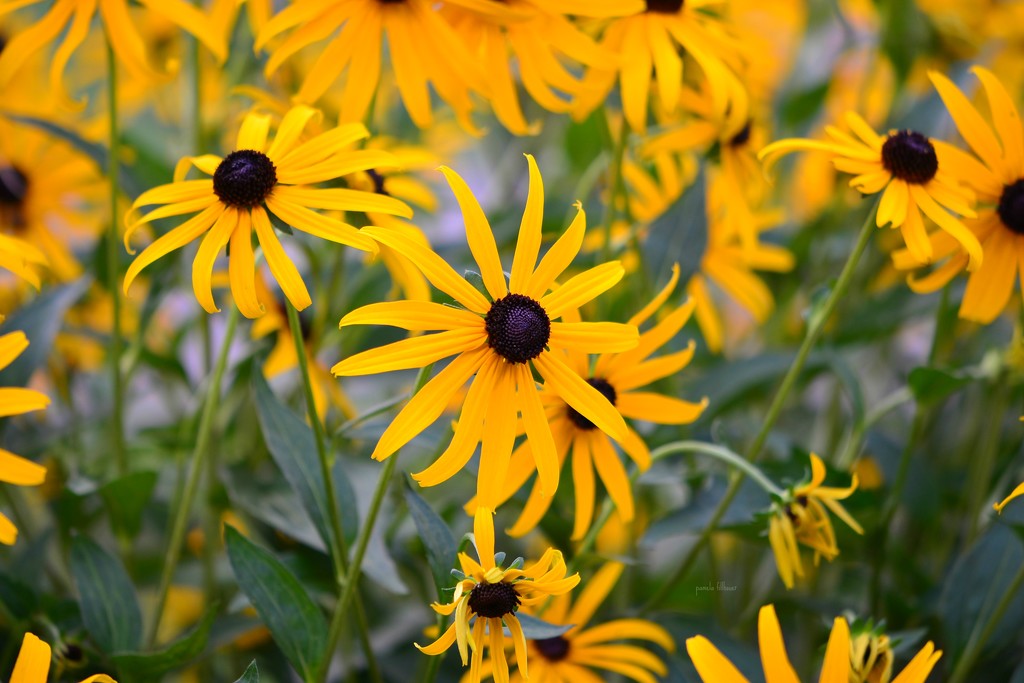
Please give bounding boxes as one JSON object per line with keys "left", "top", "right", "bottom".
{"left": 0, "top": 572, "right": 38, "bottom": 620}
{"left": 234, "top": 661, "right": 260, "bottom": 683}
{"left": 643, "top": 169, "right": 707, "bottom": 287}
{"left": 463, "top": 270, "right": 490, "bottom": 301}
{"left": 69, "top": 535, "right": 142, "bottom": 654}
{"left": 101, "top": 470, "right": 158, "bottom": 539}
{"left": 403, "top": 482, "right": 457, "bottom": 599}
{"left": 224, "top": 525, "right": 328, "bottom": 681}
{"left": 0, "top": 279, "right": 90, "bottom": 386}
{"left": 512, "top": 614, "right": 573, "bottom": 640}
{"left": 908, "top": 367, "right": 973, "bottom": 407}
{"left": 252, "top": 372, "right": 358, "bottom": 547}
{"left": 112, "top": 605, "right": 217, "bottom": 678}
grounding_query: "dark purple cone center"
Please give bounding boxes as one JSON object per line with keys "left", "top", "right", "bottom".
{"left": 534, "top": 635, "right": 571, "bottom": 662}
{"left": 213, "top": 150, "right": 277, "bottom": 208}
{"left": 647, "top": 0, "right": 684, "bottom": 12}
{"left": 880, "top": 130, "right": 938, "bottom": 184}
{"left": 485, "top": 293, "right": 551, "bottom": 364}
{"left": 468, "top": 582, "right": 521, "bottom": 619}
{"left": 998, "top": 179, "right": 1024, "bottom": 235}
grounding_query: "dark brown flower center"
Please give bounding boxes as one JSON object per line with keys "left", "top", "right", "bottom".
{"left": 0, "top": 165, "right": 28, "bottom": 230}
{"left": 485, "top": 293, "right": 551, "bottom": 364}
{"left": 646, "top": 0, "right": 684, "bottom": 12}
{"left": 468, "top": 581, "right": 521, "bottom": 619}
{"left": 213, "top": 150, "right": 277, "bottom": 208}
{"left": 998, "top": 179, "right": 1024, "bottom": 235}
{"left": 534, "top": 635, "right": 571, "bottom": 662}
{"left": 366, "top": 169, "right": 389, "bottom": 195}
{"left": 729, "top": 121, "right": 752, "bottom": 148}
{"left": 567, "top": 378, "right": 617, "bottom": 431}
{"left": 880, "top": 130, "right": 938, "bottom": 184}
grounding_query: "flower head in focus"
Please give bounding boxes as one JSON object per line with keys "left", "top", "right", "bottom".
{"left": 123, "top": 105, "right": 412, "bottom": 318}
{"left": 332, "top": 154, "right": 637, "bottom": 509}
{"left": 7, "top": 632, "right": 115, "bottom": 682}
{"left": 893, "top": 67, "right": 1024, "bottom": 324}
{"left": 415, "top": 507, "right": 579, "bottom": 683}
{"left": 0, "top": 331, "right": 49, "bottom": 545}
{"left": 759, "top": 113, "right": 983, "bottom": 271}
{"left": 768, "top": 454, "right": 863, "bottom": 589}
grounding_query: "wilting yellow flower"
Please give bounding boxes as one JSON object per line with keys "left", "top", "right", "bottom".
{"left": 848, "top": 622, "right": 942, "bottom": 683}
{"left": 333, "top": 154, "right": 636, "bottom": 508}
{"left": 415, "top": 507, "right": 579, "bottom": 683}
{"left": 573, "top": 0, "right": 749, "bottom": 135}
{"left": 124, "top": 106, "right": 412, "bottom": 318}
{"left": 0, "top": 331, "right": 49, "bottom": 545}
{"left": 1, "top": 117, "right": 105, "bottom": 286}
{"left": 8, "top": 632, "right": 115, "bottom": 683}
{"left": 256, "top": 0, "right": 509, "bottom": 132}
{"left": 994, "top": 481, "right": 1024, "bottom": 514}
{"left": 0, "top": 0, "right": 227, "bottom": 106}
{"left": 476, "top": 265, "right": 707, "bottom": 540}
{"left": 760, "top": 112, "right": 983, "bottom": 271}
{"left": 768, "top": 454, "right": 863, "bottom": 590}
{"left": 687, "top": 604, "right": 850, "bottom": 682}
{"left": 472, "top": 561, "right": 674, "bottom": 683}
{"left": 893, "top": 67, "right": 1024, "bottom": 324}
{"left": 441, "top": 0, "right": 642, "bottom": 135}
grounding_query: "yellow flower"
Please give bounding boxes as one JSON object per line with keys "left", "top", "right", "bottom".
{"left": 123, "top": 105, "right": 412, "bottom": 318}
{"left": 759, "top": 112, "right": 983, "bottom": 271}
{"left": 892, "top": 67, "right": 1024, "bottom": 324}
{"left": 686, "top": 604, "right": 851, "bottom": 682}
{"left": 415, "top": 507, "right": 580, "bottom": 683}
{"left": 0, "top": 331, "right": 49, "bottom": 545}
{"left": 1, "top": 117, "right": 105, "bottom": 286}
{"left": 994, "top": 481, "right": 1024, "bottom": 514}
{"left": 440, "top": 0, "right": 643, "bottom": 135}
{"left": 332, "top": 154, "right": 637, "bottom": 509}
{"left": 573, "top": 0, "right": 749, "bottom": 135}
{"left": 475, "top": 265, "right": 707, "bottom": 540}
{"left": 8, "top": 632, "right": 115, "bottom": 683}
{"left": 768, "top": 454, "right": 863, "bottom": 589}
{"left": 473, "top": 561, "right": 674, "bottom": 683}
{"left": 0, "top": 0, "right": 227, "bottom": 106}
{"left": 256, "top": 0, "right": 502, "bottom": 132}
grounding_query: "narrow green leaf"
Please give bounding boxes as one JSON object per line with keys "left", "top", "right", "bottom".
{"left": 69, "top": 535, "right": 142, "bottom": 654}
{"left": 234, "top": 661, "right": 260, "bottom": 683}
{"left": 101, "top": 470, "right": 158, "bottom": 539}
{"left": 403, "top": 481, "right": 456, "bottom": 599}
{"left": 252, "top": 372, "right": 358, "bottom": 547}
{"left": 0, "top": 279, "right": 90, "bottom": 386}
{"left": 112, "top": 605, "right": 217, "bottom": 678}
{"left": 908, "top": 367, "right": 973, "bottom": 407}
{"left": 511, "top": 614, "right": 573, "bottom": 640}
{"left": 224, "top": 526, "right": 327, "bottom": 681}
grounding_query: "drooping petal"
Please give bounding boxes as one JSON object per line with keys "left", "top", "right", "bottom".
{"left": 540, "top": 261, "right": 625, "bottom": 319}
{"left": 440, "top": 166, "right": 507, "bottom": 301}
{"left": 685, "top": 636, "right": 750, "bottom": 683}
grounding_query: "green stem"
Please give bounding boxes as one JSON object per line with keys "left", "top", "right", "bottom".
{"left": 319, "top": 364, "right": 433, "bottom": 683}
{"left": 948, "top": 562, "right": 1024, "bottom": 683}
{"left": 600, "top": 116, "right": 629, "bottom": 262}
{"left": 104, "top": 35, "right": 126, "bottom": 477}
{"left": 147, "top": 307, "right": 239, "bottom": 647}
{"left": 640, "top": 198, "right": 879, "bottom": 613}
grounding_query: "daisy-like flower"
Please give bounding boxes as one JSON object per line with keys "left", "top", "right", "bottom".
{"left": 415, "top": 507, "right": 580, "bottom": 683}
{"left": 474, "top": 561, "right": 675, "bottom": 683}
{"left": 332, "top": 154, "right": 637, "bottom": 509}
{"left": 687, "top": 604, "right": 850, "bottom": 682}
{"left": 0, "top": 0, "right": 227, "bottom": 106}
{"left": 767, "top": 454, "right": 863, "bottom": 589}
{"left": 0, "top": 331, "right": 49, "bottom": 545}
{"left": 572, "top": 0, "right": 750, "bottom": 135}
{"left": 474, "top": 265, "right": 708, "bottom": 540}
{"left": 892, "top": 67, "right": 1024, "bottom": 323}
{"left": 7, "top": 632, "right": 115, "bottom": 682}
{"left": 850, "top": 635, "right": 941, "bottom": 683}
{"left": 256, "top": 0, "right": 511, "bottom": 132}
{"left": 1, "top": 117, "right": 105, "bottom": 287}
{"left": 441, "top": 0, "right": 643, "bottom": 135}
{"left": 759, "top": 112, "right": 983, "bottom": 271}
{"left": 123, "top": 105, "right": 412, "bottom": 318}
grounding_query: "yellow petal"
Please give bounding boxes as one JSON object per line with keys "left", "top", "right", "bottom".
{"left": 237, "top": 111, "right": 272, "bottom": 152}
{"left": 331, "top": 328, "right": 485, "bottom": 376}
{"left": 534, "top": 352, "right": 627, "bottom": 440}
{"left": 0, "top": 449, "right": 47, "bottom": 487}
{"left": 818, "top": 617, "right": 851, "bottom": 682}
{"left": 0, "top": 388, "right": 51, "bottom": 418}
{"left": 414, "top": 621, "right": 458, "bottom": 656}
{"left": 540, "top": 261, "right": 625, "bottom": 319}
{"left": 251, "top": 206, "right": 311, "bottom": 311}
{"left": 525, "top": 202, "right": 586, "bottom": 300}
{"left": 191, "top": 208, "right": 238, "bottom": 314}
{"left": 439, "top": 166, "right": 507, "bottom": 301}
{"left": 124, "top": 204, "right": 225, "bottom": 294}
{"left": 11, "top": 633, "right": 51, "bottom": 683}
{"left": 685, "top": 636, "right": 750, "bottom": 683}
{"left": 994, "top": 481, "right": 1024, "bottom": 514}
{"left": 340, "top": 301, "right": 482, "bottom": 331}
{"left": 757, "top": 605, "right": 799, "bottom": 683}
{"left": 228, "top": 212, "right": 265, "bottom": 318}
{"left": 567, "top": 562, "right": 623, "bottom": 630}
{"left": 616, "top": 392, "right": 707, "bottom": 425}
{"left": 473, "top": 505, "right": 495, "bottom": 570}
{"left": 549, "top": 322, "right": 638, "bottom": 354}
{"left": 509, "top": 154, "right": 544, "bottom": 292}
{"left": 516, "top": 364, "right": 559, "bottom": 497}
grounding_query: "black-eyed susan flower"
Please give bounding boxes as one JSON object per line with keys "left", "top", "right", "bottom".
{"left": 473, "top": 561, "right": 675, "bottom": 683}
{"left": 0, "top": 331, "right": 49, "bottom": 544}
{"left": 1, "top": 117, "right": 105, "bottom": 286}
{"left": 441, "top": 0, "right": 643, "bottom": 135}
{"left": 415, "top": 507, "right": 579, "bottom": 683}
{"left": 892, "top": 67, "right": 1024, "bottom": 323}
{"left": 994, "top": 481, "right": 1024, "bottom": 514}
{"left": 475, "top": 265, "right": 707, "bottom": 540}
{"left": 7, "top": 632, "right": 115, "bottom": 682}
{"left": 767, "top": 454, "right": 863, "bottom": 589}
{"left": 573, "top": 0, "right": 750, "bottom": 135}
{"left": 332, "top": 154, "right": 637, "bottom": 509}
{"left": 123, "top": 105, "right": 412, "bottom": 318}
{"left": 686, "top": 604, "right": 850, "bottom": 682}
{"left": 848, "top": 626, "right": 942, "bottom": 683}
{"left": 0, "top": 0, "right": 228, "bottom": 106}
{"left": 256, "top": 0, "right": 505, "bottom": 132}
{"left": 759, "top": 112, "right": 983, "bottom": 270}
